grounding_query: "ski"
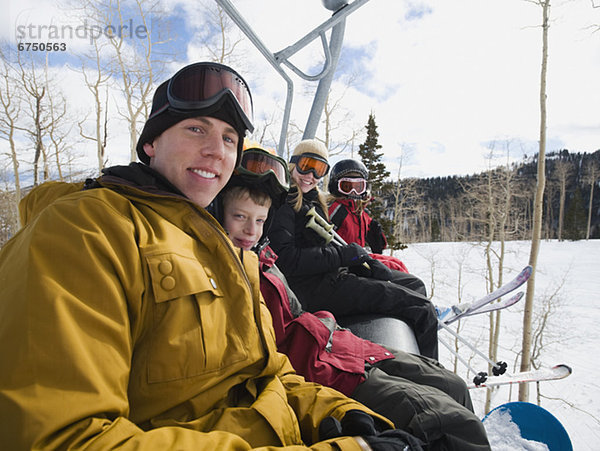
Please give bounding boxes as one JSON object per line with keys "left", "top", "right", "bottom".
{"left": 468, "top": 364, "right": 572, "bottom": 389}
{"left": 438, "top": 265, "right": 533, "bottom": 326}
{"left": 462, "top": 291, "right": 524, "bottom": 317}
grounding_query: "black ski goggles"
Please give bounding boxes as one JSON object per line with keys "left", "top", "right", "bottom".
{"left": 338, "top": 177, "right": 367, "bottom": 196}
{"left": 151, "top": 62, "right": 254, "bottom": 132}
{"left": 237, "top": 149, "right": 291, "bottom": 191}
{"left": 290, "top": 153, "right": 330, "bottom": 179}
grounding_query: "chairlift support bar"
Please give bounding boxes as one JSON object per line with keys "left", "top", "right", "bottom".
{"left": 215, "top": 0, "right": 371, "bottom": 155}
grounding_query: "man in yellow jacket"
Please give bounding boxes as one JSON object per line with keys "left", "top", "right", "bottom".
{"left": 0, "top": 62, "right": 422, "bottom": 450}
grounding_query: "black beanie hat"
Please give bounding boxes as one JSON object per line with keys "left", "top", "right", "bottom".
{"left": 136, "top": 78, "right": 247, "bottom": 166}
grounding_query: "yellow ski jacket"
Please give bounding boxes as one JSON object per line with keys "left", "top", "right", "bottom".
{"left": 0, "top": 165, "right": 391, "bottom": 450}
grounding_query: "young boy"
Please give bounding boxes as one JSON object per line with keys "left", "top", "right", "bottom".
{"left": 219, "top": 152, "right": 491, "bottom": 451}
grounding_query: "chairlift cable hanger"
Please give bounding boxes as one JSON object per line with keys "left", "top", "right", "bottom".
{"left": 215, "top": 0, "right": 372, "bottom": 155}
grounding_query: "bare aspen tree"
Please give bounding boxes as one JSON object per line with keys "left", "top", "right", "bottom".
{"left": 321, "top": 92, "right": 355, "bottom": 156}
{"left": 75, "top": 0, "right": 172, "bottom": 161}
{"left": 527, "top": 276, "right": 567, "bottom": 404}
{"left": 553, "top": 159, "right": 573, "bottom": 241}
{"left": 199, "top": 0, "right": 245, "bottom": 67}
{"left": 520, "top": 0, "right": 550, "bottom": 402}
{"left": 389, "top": 147, "right": 419, "bottom": 249}
{"left": 544, "top": 178, "right": 558, "bottom": 239}
{"left": 0, "top": 48, "right": 22, "bottom": 231}
{"left": 318, "top": 75, "right": 364, "bottom": 158}
{"left": 390, "top": 161, "right": 405, "bottom": 246}
{"left": 1, "top": 166, "right": 20, "bottom": 246}
{"left": 40, "top": 54, "right": 76, "bottom": 182}
{"left": 449, "top": 251, "right": 468, "bottom": 375}
{"left": 77, "top": 37, "right": 112, "bottom": 172}
{"left": 45, "top": 84, "right": 71, "bottom": 182}
{"left": 13, "top": 53, "right": 51, "bottom": 186}
{"left": 252, "top": 111, "right": 279, "bottom": 147}
{"left": 454, "top": 143, "right": 521, "bottom": 410}
{"left": 582, "top": 161, "right": 598, "bottom": 240}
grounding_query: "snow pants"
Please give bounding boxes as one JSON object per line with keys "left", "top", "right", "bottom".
{"left": 351, "top": 349, "right": 491, "bottom": 451}
{"left": 298, "top": 268, "right": 439, "bottom": 359}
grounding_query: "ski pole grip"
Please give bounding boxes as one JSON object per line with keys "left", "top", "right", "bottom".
{"left": 304, "top": 207, "right": 370, "bottom": 270}
{"left": 305, "top": 207, "right": 346, "bottom": 246}
{"left": 305, "top": 216, "right": 334, "bottom": 244}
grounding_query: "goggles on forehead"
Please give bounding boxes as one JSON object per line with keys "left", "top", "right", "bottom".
{"left": 290, "top": 153, "right": 330, "bottom": 179}
{"left": 152, "top": 62, "right": 254, "bottom": 132}
{"left": 338, "top": 177, "right": 367, "bottom": 196}
{"left": 237, "top": 149, "right": 290, "bottom": 191}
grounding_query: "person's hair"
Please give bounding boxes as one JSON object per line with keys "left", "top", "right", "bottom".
{"left": 326, "top": 193, "right": 369, "bottom": 215}
{"left": 221, "top": 185, "right": 272, "bottom": 210}
{"left": 288, "top": 163, "right": 330, "bottom": 220}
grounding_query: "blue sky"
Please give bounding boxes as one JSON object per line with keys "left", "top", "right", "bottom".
{"left": 3, "top": 0, "right": 600, "bottom": 179}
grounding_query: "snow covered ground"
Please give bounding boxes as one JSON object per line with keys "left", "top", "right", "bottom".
{"left": 392, "top": 239, "right": 600, "bottom": 450}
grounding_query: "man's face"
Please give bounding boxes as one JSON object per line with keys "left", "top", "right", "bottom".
{"left": 223, "top": 194, "right": 270, "bottom": 251}
{"left": 143, "top": 116, "right": 239, "bottom": 208}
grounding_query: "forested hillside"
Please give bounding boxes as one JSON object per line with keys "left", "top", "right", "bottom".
{"left": 382, "top": 149, "right": 600, "bottom": 245}
{"left": 1, "top": 149, "right": 598, "bottom": 248}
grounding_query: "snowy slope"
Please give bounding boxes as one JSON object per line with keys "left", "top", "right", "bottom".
{"left": 392, "top": 239, "right": 600, "bottom": 450}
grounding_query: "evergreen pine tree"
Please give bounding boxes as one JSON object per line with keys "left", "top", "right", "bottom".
{"left": 564, "top": 187, "right": 586, "bottom": 240}
{"left": 358, "top": 113, "right": 392, "bottom": 242}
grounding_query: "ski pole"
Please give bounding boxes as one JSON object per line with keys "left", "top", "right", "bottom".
{"left": 438, "top": 320, "right": 507, "bottom": 376}
{"left": 438, "top": 335, "right": 483, "bottom": 378}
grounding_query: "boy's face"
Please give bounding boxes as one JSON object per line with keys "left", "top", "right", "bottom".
{"left": 143, "top": 117, "right": 239, "bottom": 208}
{"left": 223, "top": 194, "right": 269, "bottom": 251}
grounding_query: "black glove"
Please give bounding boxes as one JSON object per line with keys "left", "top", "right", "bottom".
{"left": 318, "top": 409, "right": 376, "bottom": 441}
{"left": 319, "top": 410, "right": 424, "bottom": 451}
{"left": 367, "top": 257, "right": 394, "bottom": 281}
{"left": 348, "top": 257, "right": 394, "bottom": 281}
{"left": 363, "top": 428, "right": 425, "bottom": 451}
{"left": 366, "top": 220, "right": 386, "bottom": 255}
{"left": 337, "top": 243, "right": 370, "bottom": 267}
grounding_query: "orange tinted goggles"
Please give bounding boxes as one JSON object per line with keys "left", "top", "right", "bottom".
{"left": 290, "top": 153, "right": 330, "bottom": 179}
{"left": 239, "top": 150, "right": 290, "bottom": 190}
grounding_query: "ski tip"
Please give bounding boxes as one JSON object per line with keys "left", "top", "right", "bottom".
{"left": 553, "top": 364, "right": 573, "bottom": 375}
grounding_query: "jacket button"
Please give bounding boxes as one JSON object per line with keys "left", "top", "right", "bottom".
{"left": 369, "top": 356, "right": 375, "bottom": 361}
{"left": 161, "top": 276, "right": 176, "bottom": 290}
{"left": 384, "top": 352, "right": 391, "bottom": 356}
{"left": 210, "top": 278, "right": 217, "bottom": 289}
{"left": 158, "top": 260, "right": 173, "bottom": 275}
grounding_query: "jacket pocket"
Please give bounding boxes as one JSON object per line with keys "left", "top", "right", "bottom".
{"left": 145, "top": 251, "right": 248, "bottom": 383}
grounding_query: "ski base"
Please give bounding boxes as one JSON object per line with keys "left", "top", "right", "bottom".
{"left": 468, "top": 364, "right": 572, "bottom": 389}
{"left": 462, "top": 291, "right": 523, "bottom": 317}
{"left": 438, "top": 265, "right": 532, "bottom": 325}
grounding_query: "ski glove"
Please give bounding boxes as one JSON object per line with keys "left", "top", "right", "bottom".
{"left": 366, "top": 220, "right": 386, "bottom": 254}
{"left": 348, "top": 257, "right": 393, "bottom": 281}
{"left": 366, "top": 257, "right": 394, "bottom": 281}
{"left": 337, "top": 243, "right": 370, "bottom": 267}
{"left": 319, "top": 410, "right": 424, "bottom": 451}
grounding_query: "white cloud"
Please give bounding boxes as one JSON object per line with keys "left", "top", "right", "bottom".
{"left": 230, "top": 0, "right": 600, "bottom": 177}
{"left": 4, "top": 0, "right": 599, "bottom": 180}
